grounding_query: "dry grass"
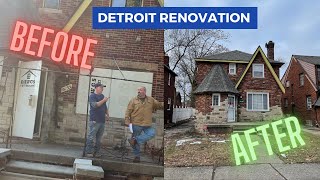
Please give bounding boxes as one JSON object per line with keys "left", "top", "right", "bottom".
{"left": 164, "top": 132, "right": 233, "bottom": 167}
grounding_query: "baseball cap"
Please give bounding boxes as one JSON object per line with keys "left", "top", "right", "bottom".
{"left": 93, "top": 82, "right": 106, "bottom": 88}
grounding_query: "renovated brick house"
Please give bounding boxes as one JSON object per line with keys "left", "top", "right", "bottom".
{"left": 281, "top": 55, "right": 320, "bottom": 126}
{"left": 164, "top": 55, "right": 177, "bottom": 124}
{"left": 0, "top": 0, "right": 164, "bottom": 150}
{"left": 194, "top": 41, "right": 285, "bottom": 127}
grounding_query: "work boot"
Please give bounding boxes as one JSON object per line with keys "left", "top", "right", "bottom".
{"left": 85, "top": 153, "right": 94, "bottom": 158}
{"left": 133, "top": 157, "right": 140, "bottom": 163}
{"left": 94, "top": 152, "right": 102, "bottom": 158}
{"left": 128, "top": 138, "right": 137, "bottom": 148}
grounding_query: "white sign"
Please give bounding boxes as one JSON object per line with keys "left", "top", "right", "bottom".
{"left": 61, "top": 84, "right": 72, "bottom": 93}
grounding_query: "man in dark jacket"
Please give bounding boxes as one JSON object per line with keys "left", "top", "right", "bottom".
{"left": 85, "top": 83, "right": 109, "bottom": 157}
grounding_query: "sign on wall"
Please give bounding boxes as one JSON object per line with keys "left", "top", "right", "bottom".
{"left": 76, "top": 68, "right": 153, "bottom": 119}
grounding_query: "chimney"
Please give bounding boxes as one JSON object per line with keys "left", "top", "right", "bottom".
{"left": 164, "top": 55, "right": 169, "bottom": 66}
{"left": 265, "top": 41, "right": 275, "bottom": 61}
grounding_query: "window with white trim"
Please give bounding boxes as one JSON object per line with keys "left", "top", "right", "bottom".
{"left": 299, "top": 73, "right": 304, "bottom": 86}
{"left": 284, "top": 98, "right": 288, "bottom": 108}
{"left": 252, "top": 64, "right": 264, "bottom": 78}
{"left": 111, "top": 0, "right": 142, "bottom": 7}
{"left": 229, "top": 63, "right": 236, "bottom": 75}
{"left": 167, "top": 98, "right": 171, "bottom": 110}
{"left": 43, "top": 0, "right": 60, "bottom": 9}
{"left": 247, "top": 92, "right": 269, "bottom": 111}
{"left": 212, "top": 94, "right": 220, "bottom": 106}
{"left": 168, "top": 74, "right": 171, "bottom": 86}
{"left": 286, "top": 81, "right": 290, "bottom": 88}
{"left": 306, "top": 96, "right": 312, "bottom": 110}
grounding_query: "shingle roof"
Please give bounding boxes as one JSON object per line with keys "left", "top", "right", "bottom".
{"left": 0, "top": 0, "right": 40, "bottom": 50}
{"left": 201, "top": 50, "right": 252, "bottom": 61}
{"left": 200, "top": 50, "right": 284, "bottom": 65}
{"left": 194, "top": 65, "right": 239, "bottom": 94}
{"left": 293, "top": 55, "right": 320, "bottom": 65}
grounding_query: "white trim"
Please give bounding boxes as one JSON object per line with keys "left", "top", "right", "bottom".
{"left": 227, "top": 95, "right": 236, "bottom": 122}
{"left": 212, "top": 93, "right": 220, "bottom": 106}
{"left": 306, "top": 96, "right": 312, "bottom": 110}
{"left": 168, "top": 74, "right": 171, "bottom": 86}
{"left": 167, "top": 98, "right": 171, "bottom": 110}
{"left": 229, "top": 63, "right": 236, "bottom": 75}
{"left": 299, "top": 73, "right": 305, "bottom": 86}
{"left": 246, "top": 92, "right": 270, "bottom": 111}
{"left": 252, "top": 63, "right": 265, "bottom": 78}
{"left": 43, "top": 0, "right": 60, "bottom": 10}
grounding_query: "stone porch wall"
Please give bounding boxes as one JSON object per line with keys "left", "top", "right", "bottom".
{"left": 238, "top": 105, "right": 283, "bottom": 122}
{"left": 0, "top": 68, "right": 15, "bottom": 136}
{"left": 195, "top": 97, "right": 228, "bottom": 133}
{"left": 48, "top": 100, "right": 164, "bottom": 150}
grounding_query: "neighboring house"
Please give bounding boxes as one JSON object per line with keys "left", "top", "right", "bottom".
{"left": 175, "top": 92, "right": 182, "bottom": 107}
{"left": 281, "top": 55, "right": 320, "bottom": 126}
{"left": 0, "top": 0, "right": 164, "bottom": 149}
{"left": 194, "top": 41, "right": 285, "bottom": 124}
{"left": 164, "top": 55, "right": 178, "bottom": 124}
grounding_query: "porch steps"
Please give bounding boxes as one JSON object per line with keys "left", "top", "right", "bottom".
{"left": 11, "top": 149, "right": 75, "bottom": 166}
{"left": 5, "top": 160, "right": 74, "bottom": 179}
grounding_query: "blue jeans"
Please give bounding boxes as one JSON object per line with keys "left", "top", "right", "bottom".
{"left": 132, "top": 125, "right": 156, "bottom": 157}
{"left": 85, "top": 121, "right": 105, "bottom": 154}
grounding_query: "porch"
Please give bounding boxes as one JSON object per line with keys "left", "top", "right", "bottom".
{"left": 0, "top": 142, "right": 163, "bottom": 179}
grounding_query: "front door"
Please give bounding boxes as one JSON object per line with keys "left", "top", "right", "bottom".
{"left": 228, "top": 95, "right": 236, "bottom": 122}
{"left": 13, "top": 61, "right": 42, "bottom": 139}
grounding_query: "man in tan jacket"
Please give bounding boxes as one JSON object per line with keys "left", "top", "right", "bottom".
{"left": 125, "top": 86, "right": 163, "bottom": 163}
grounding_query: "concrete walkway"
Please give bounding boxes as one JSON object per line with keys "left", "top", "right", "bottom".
{"left": 241, "top": 134, "right": 283, "bottom": 165}
{"left": 164, "top": 163, "right": 320, "bottom": 180}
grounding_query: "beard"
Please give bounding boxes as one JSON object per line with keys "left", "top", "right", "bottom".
{"left": 138, "top": 93, "right": 146, "bottom": 99}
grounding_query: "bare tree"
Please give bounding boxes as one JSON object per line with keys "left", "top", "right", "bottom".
{"left": 165, "top": 29, "right": 230, "bottom": 106}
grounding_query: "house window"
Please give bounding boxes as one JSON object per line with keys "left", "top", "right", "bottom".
{"left": 306, "top": 96, "right": 312, "bottom": 110}
{"left": 167, "top": 98, "right": 171, "bottom": 110}
{"left": 252, "top": 64, "right": 264, "bottom": 78}
{"left": 111, "top": 0, "right": 142, "bottom": 7}
{"left": 299, "top": 73, "right": 304, "bottom": 86}
{"left": 286, "top": 81, "right": 290, "bottom": 88}
{"left": 43, "top": 0, "right": 60, "bottom": 9}
{"left": 229, "top": 63, "right": 236, "bottom": 75}
{"left": 212, "top": 94, "right": 220, "bottom": 106}
{"left": 247, "top": 92, "right": 269, "bottom": 111}
{"left": 168, "top": 74, "right": 171, "bottom": 86}
{"left": 284, "top": 98, "right": 288, "bottom": 108}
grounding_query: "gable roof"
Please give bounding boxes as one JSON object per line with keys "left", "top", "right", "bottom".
{"left": 194, "top": 64, "right": 239, "bottom": 94}
{"left": 198, "top": 50, "right": 252, "bottom": 62}
{"left": 196, "top": 50, "right": 284, "bottom": 65}
{"left": 293, "top": 55, "right": 320, "bottom": 65}
{"left": 235, "top": 46, "right": 285, "bottom": 93}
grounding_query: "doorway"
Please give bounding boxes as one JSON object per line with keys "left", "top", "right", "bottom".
{"left": 228, "top": 95, "right": 236, "bottom": 122}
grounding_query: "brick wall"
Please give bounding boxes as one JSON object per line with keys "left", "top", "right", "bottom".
{"left": 282, "top": 58, "right": 317, "bottom": 124}
{"left": 237, "top": 52, "right": 283, "bottom": 121}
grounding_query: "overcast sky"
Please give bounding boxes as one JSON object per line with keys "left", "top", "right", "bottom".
{"left": 165, "top": 0, "right": 320, "bottom": 78}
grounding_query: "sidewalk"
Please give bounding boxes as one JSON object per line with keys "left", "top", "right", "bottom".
{"left": 165, "top": 163, "right": 320, "bottom": 180}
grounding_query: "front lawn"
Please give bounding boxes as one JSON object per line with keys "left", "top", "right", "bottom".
{"left": 269, "top": 131, "right": 320, "bottom": 163}
{"left": 164, "top": 132, "right": 233, "bottom": 167}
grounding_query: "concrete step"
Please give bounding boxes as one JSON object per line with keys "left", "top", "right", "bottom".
{"left": 11, "top": 150, "right": 75, "bottom": 166}
{"left": 0, "top": 172, "right": 64, "bottom": 180}
{"left": 5, "top": 160, "right": 74, "bottom": 179}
